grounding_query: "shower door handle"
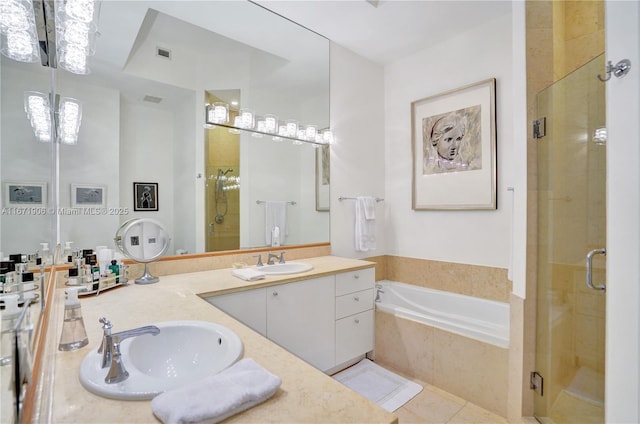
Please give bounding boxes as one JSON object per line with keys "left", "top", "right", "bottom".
{"left": 586, "top": 248, "right": 606, "bottom": 291}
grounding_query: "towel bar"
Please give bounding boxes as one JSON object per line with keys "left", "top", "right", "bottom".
{"left": 338, "top": 197, "right": 384, "bottom": 202}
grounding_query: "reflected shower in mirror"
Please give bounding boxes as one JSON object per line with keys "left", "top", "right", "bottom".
{"left": 0, "top": 1, "right": 330, "bottom": 258}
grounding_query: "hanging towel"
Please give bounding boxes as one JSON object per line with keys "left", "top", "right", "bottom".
{"left": 151, "top": 358, "right": 281, "bottom": 424}
{"left": 355, "top": 196, "right": 376, "bottom": 252}
{"left": 265, "top": 201, "right": 287, "bottom": 245}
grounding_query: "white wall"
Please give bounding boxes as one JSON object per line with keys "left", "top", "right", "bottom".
{"left": 605, "top": 1, "right": 640, "bottom": 421}
{"left": 119, "top": 101, "right": 175, "bottom": 244}
{"left": 383, "top": 10, "right": 513, "bottom": 269}
{"left": 0, "top": 64, "right": 53, "bottom": 254}
{"left": 329, "top": 45, "right": 386, "bottom": 258}
{"left": 57, "top": 77, "right": 120, "bottom": 250}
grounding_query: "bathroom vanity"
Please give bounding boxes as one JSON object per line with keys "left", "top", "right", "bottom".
{"left": 40, "top": 256, "right": 396, "bottom": 423}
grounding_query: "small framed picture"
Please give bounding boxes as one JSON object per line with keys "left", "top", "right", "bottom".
{"left": 4, "top": 182, "right": 47, "bottom": 206}
{"left": 71, "top": 184, "right": 107, "bottom": 208}
{"left": 133, "top": 182, "right": 158, "bottom": 211}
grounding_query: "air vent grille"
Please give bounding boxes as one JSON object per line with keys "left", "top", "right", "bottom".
{"left": 156, "top": 47, "right": 171, "bottom": 60}
{"left": 143, "top": 95, "right": 163, "bottom": 104}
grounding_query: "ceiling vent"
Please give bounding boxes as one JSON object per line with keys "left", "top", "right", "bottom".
{"left": 156, "top": 47, "right": 171, "bottom": 60}
{"left": 143, "top": 95, "right": 163, "bottom": 104}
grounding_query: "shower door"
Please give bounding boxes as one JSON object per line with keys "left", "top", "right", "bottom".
{"left": 534, "top": 55, "right": 606, "bottom": 423}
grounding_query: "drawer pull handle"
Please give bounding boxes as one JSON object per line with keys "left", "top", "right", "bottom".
{"left": 353, "top": 297, "right": 359, "bottom": 302}
{"left": 272, "top": 291, "right": 278, "bottom": 297}
{"left": 354, "top": 274, "right": 359, "bottom": 279}
{"left": 354, "top": 319, "right": 360, "bottom": 324}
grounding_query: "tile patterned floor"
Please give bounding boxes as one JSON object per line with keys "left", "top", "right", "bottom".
{"left": 383, "top": 365, "right": 538, "bottom": 424}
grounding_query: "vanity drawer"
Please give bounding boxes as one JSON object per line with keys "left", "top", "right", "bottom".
{"left": 335, "top": 309, "right": 374, "bottom": 365}
{"left": 335, "top": 268, "right": 374, "bottom": 296}
{"left": 335, "top": 289, "right": 374, "bottom": 319}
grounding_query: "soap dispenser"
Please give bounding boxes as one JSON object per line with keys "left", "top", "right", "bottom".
{"left": 58, "top": 287, "right": 89, "bottom": 351}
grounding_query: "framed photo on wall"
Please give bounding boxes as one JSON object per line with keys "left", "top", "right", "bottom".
{"left": 411, "top": 78, "right": 497, "bottom": 210}
{"left": 316, "top": 144, "right": 330, "bottom": 211}
{"left": 4, "top": 182, "right": 47, "bottom": 207}
{"left": 71, "top": 184, "right": 107, "bottom": 208}
{"left": 133, "top": 182, "right": 159, "bottom": 211}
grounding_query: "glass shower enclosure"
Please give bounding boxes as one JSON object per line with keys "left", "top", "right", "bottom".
{"left": 535, "top": 54, "right": 606, "bottom": 423}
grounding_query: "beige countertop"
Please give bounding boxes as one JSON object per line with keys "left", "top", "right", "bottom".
{"left": 47, "top": 256, "right": 398, "bottom": 423}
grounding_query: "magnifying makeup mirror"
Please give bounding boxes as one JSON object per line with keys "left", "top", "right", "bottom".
{"left": 114, "top": 218, "right": 171, "bottom": 284}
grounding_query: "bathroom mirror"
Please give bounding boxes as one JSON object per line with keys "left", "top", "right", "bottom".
{"left": 0, "top": 0, "right": 330, "bottom": 256}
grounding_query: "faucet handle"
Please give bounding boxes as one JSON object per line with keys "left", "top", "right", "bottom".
{"left": 99, "top": 317, "right": 112, "bottom": 329}
{"left": 252, "top": 254, "right": 263, "bottom": 267}
{"left": 278, "top": 251, "right": 286, "bottom": 264}
{"left": 98, "top": 317, "right": 113, "bottom": 355}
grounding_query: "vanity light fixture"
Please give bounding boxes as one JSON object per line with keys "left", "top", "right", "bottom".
{"left": 203, "top": 105, "right": 332, "bottom": 146}
{"left": 0, "top": 0, "right": 40, "bottom": 62}
{"left": 1, "top": 0, "right": 101, "bottom": 73}
{"left": 55, "top": 0, "right": 101, "bottom": 74}
{"left": 24, "top": 91, "right": 83, "bottom": 144}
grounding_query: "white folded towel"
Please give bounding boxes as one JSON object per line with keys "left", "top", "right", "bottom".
{"left": 265, "top": 201, "right": 287, "bottom": 245}
{"left": 232, "top": 268, "right": 266, "bottom": 281}
{"left": 355, "top": 197, "right": 376, "bottom": 252}
{"left": 151, "top": 358, "right": 281, "bottom": 424}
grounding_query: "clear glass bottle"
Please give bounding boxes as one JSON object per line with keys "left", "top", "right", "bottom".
{"left": 58, "top": 287, "right": 88, "bottom": 351}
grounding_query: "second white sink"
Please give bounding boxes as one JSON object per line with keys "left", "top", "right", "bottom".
{"left": 79, "top": 320, "right": 243, "bottom": 400}
{"left": 259, "top": 262, "right": 313, "bottom": 275}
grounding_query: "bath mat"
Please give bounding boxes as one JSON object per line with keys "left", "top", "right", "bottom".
{"left": 333, "top": 359, "right": 422, "bottom": 412}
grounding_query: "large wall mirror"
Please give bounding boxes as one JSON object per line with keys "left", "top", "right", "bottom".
{"left": 0, "top": 0, "right": 330, "bottom": 257}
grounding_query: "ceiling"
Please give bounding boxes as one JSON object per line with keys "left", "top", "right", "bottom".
{"left": 254, "top": 0, "right": 513, "bottom": 65}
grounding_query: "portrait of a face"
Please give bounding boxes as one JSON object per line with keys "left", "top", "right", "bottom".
{"left": 422, "top": 105, "right": 482, "bottom": 175}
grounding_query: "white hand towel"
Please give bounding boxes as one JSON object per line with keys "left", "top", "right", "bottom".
{"left": 360, "top": 196, "right": 376, "bottom": 220}
{"left": 355, "top": 197, "right": 376, "bottom": 252}
{"left": 232, "top": 268, "right": 266, "bottom": 281}
{"left": 151, "top": 358, "right": 281, "bottom": 424}
{"left": 265, "top": 201, "right": 287, "bottom": 245}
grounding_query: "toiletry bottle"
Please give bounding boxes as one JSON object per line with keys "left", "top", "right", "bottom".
{"left": 109, "top": 260, "right": 120, "bottom": 284}
{"left": 1, "top": 295, "right": 21, "bottom": 358}
{"left": 40, "top": 243, "right": 51, "bottom": 265}
{"left": 58, "top": 287, "right": 89, "bottom": 351}
{"left": 67, "top": 267, "right": 79, "bottom": 286}
{"left": 63, "top": 241, "right": 74, "bottom": 264}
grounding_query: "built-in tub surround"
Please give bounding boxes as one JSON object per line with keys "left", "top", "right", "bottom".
{"left": 382, "top": 255, "right": 511, "bottom": 303}
{"left": 362, "top": 255, "right": 511, "bottom": 418}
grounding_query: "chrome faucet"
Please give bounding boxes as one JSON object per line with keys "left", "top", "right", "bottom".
{"left": 267, "top": 251, "right": 285, "bottom": 265}
{"left": 97, "top": 317, "right": 160, "bottom": 384}
{"left": 375, "top": 284, "right": 385, "bottom": 303}
{"left": 252, "top": 254, "right": 264, "bottom": 267}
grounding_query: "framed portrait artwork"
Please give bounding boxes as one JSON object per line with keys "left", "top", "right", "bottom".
{"left": 4, "top": 182, "right": 47, "bottom": 206}
{"left": 411, "top": 78, "right": 497, "bottom": 210}
{"left": 133, "top": 182, "right": 159, "bottom": 211}
{"left": 316, "top": 144, "right": 330, "bottom": 211}
{"left": 71, "top": 184, "right": 107, "bottom": 208}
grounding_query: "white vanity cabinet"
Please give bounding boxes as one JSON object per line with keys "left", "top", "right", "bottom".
{"left": 266, "top": 276, "right": 335, "bottom": 371}
{"left": 204, "top": 266, "right": 375, "bottom": 373}
{"left": 205, "top": 287, "right": 267, "bottom": 336}
{"left": 334, "top": 268, "right": 375, "bottom": 366}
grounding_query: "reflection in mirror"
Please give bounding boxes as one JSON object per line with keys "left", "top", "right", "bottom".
{"left": 0, "top": 1, "right": 330, "bottom": 259}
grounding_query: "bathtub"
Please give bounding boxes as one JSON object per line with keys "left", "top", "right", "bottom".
{"left": 375, "top": 280, "right": 510, "bottom": 348}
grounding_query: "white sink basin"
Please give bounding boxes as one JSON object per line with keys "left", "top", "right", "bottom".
{"left": 259, "top": 262, "right": 313, "bottom": 275}
{"left": 79, "top": 320, "right": 243, "bottom": 400}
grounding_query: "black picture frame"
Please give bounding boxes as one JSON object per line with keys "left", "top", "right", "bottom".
{"left": 133, "top": 182, "right": 159, "bottom": 211}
